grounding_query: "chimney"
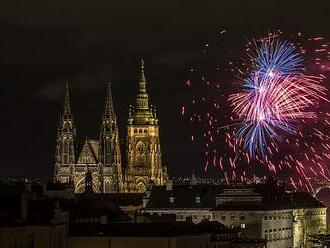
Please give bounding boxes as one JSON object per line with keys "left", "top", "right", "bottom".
{"left": 20, "top": 192, "right": 28, "bottom": 220}
{"left": 24, "top": 182, "right": 32, "bottom": 192}
{"left": 166, "top": 180, "right": 173, "bottom": 191}
{"left": 42, "top": 183, "right": 47, "bottom": 196}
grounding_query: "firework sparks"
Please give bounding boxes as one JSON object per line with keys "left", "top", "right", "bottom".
{"left": 182, "top": 30, "right": 330, "bottom": 193}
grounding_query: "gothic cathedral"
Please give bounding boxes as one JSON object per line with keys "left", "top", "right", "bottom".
{"left": 54, "top": 61, "right": 168, "bottom": 193}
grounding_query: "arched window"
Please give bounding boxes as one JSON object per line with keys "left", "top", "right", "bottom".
{"left": 104, "top": 180, "right": 111, "bottom": 193}
{"left": 136, "top": 141, "right": 146, "bottom": 167}
{"left": 137, "top": 181, "right": 146, "bottom": 193}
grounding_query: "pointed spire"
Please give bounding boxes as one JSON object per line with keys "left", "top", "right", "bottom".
{"left": 135, "top": 59, "right": 150, "bottom": 111}
{"left": 139, "top": 58, "right": 146, "bottom": 85}
{"left": 105, "top": 82, "right": 115, "bottom": 117}
{"left": 190, "top": 169, "right": 197, "bottom": 185}
{"left": 63, "top": 81, "right": 72, "bottom": 116}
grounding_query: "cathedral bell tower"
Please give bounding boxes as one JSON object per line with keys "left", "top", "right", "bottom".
{"left": 54, "top": 81, "right": 76, "bottom": 183}
{"left": 125, "top": 60, "right": 168, "bottom": 192}
{"left": 99, "top": 83, "right": 123, "bottom": 192}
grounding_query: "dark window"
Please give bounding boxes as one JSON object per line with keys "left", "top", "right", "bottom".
{"left": 27, "top": 234, "right": 34, "bottom": 248}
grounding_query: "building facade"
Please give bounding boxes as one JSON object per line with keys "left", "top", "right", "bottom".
{"left": 211, "top": 188, "right": 327, "bottom": 248}
{"left": 54, "top": 61, "right": 167, "bottom": 193}
{"left": 143, "top": 181, "right": 219, "bottom": 224}
{"left": 211, "top": 188, "right": 295, "bottom": 248}
{"left": 125, "top": 60, "right": 167, "bottom": 192}
{"left": 143, "top": 182, "right": 327, "bottom": 248}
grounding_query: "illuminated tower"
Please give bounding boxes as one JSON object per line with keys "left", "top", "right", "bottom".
{"left": 125, "top": 60, "right": 168, "bottom": 192}
{"left": 54, "top": 81, "right": 76, "bottom": 183}
{"left": 99, "top": 83, "right": 123, "bottom": 192}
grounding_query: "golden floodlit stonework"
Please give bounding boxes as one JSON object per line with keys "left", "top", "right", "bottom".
{"left": 54, "top": 61, "right": 167, "bottom": 193}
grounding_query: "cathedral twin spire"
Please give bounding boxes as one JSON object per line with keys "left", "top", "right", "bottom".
{"left": 104, "top": 82, "right": 115, "bottom": 118}
{"left": 100, "top": 82, "right": 121, "bottom": 168}
{"left": 55, "top": 81, "right": 76, "bottom": 182}
{"left": 62, "top": 81, "right": 72, "bottom": 117}
{"left": 55, "top": 60, "right": 167, "bottom": 192}
{"left": 59, "top": 59, "right": 151, "bottom": 133}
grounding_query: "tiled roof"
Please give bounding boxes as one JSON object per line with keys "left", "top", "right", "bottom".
{"left": 69, "top": 221, "right": 231, "bottom": 237}
{"left": 145, "top": 184, "right": 325, "bottom": 211}
{"left": 76, "top": 193, "right": 144, "bottom": 206}
{"left": 47, "top": 182, "right": 73, "bottom": 190}
{"left": 145, "top": 184, "right": 221, "bottom": 210}
{"left": 59, "top": 196, "right": 131, "bottom": 222}
{"left": 290, "top": 191, "right": 325, "bottom": 208}
{"left": 212, "top": 191, "right": 325, "bottom": 211}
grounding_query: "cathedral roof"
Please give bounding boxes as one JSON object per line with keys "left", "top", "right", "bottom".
{"left": 77, "top": 139, "right": 100, "bottom": 164}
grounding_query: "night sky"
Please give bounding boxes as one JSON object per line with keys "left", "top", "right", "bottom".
{"left": 1, "top": 0, "right": 330, "bottom": 178}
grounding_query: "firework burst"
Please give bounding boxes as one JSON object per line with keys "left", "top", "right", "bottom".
{"left": 230, "top": 38, "right": 327, "bottom": 157}
{"left": 182, "top": 30, "right": 330, "bottom": 193}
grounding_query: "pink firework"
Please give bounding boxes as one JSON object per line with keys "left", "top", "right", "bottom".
{"left": 181, "top": 30, "right": 330, "bottom": 193}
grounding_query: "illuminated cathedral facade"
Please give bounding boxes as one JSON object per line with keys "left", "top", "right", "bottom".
{"left": 54, "top": 61, "right": 168, "bottom": 193}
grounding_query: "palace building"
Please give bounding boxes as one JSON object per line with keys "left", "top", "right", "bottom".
{"left": 54, "top": 61, "right": 168, "bottom": 193}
